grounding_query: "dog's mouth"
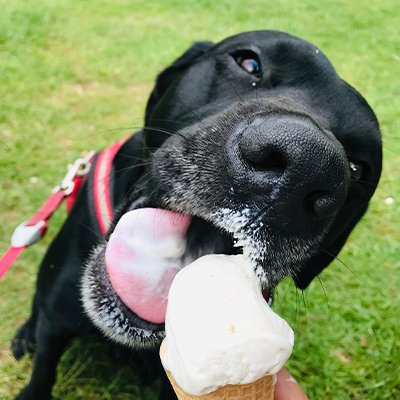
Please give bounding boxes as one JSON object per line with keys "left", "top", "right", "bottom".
{"left": 83, "top": 194, "right": 328, "bottom": 347}
{"left": 103, "top": 206, "right": 269, "bottom": 326}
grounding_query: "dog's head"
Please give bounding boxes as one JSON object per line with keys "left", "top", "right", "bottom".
{"left": 82, "top": 31, "right": 382, "bottom": 347}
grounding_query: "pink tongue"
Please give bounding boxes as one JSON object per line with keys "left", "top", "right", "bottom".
{"left": 105, "top": 208, "right": 191, "bottom": 324}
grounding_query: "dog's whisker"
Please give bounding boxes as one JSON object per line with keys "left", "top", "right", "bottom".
{"left": 350, "top": 178, "right": 376, "bottom": 188}
{"left": 92, "top": 124, "right": 180, "bottom": 141}
{"left": 143, "top": 125, "right": 192, "bottom": 148}
{"left": 294, "top": 286, "right": 300, "bottom": 324}
{"left": 123, "top": 178, "right": 150, "bottom": 203}
{"left": 81, "top": 122, "right": 146, "bottom": 138}
{"left": 95, "top": 125, "right": 142, "bottom": 135}
{"left": 116, "top": 160, "right": 152, "bottom": 168}
{"left": 75, "top": 221, "right": 104, "bottom": 241}
{"left": 106, "top": 124, "right": 180, "bottom": 143}
{"left": 223, "top": 75, "right": 244, "bottom": 103}
{"left": 143, "top": 126, "right": 179, "bottom": 137}
{"left": 301, "top": 288, "right": 308, "bottom": 321}
{"left": 145, "top": 180, "right": 165, "bottom": 203}
{"left": 254, "top": 83, "right": 262, "bottom": 108}
{"left": 123, "top": 170, "right": 158, "bottom": 202}
{"left": 147, "top": 117, "right": 187, "bottom": 126}
{"left": 316, "top": 275, "right": 330, "bottom": 309}
{"left": 92, "top": 163, "right": 151, "bottom": 188}
{"left": 116, "top": 154, "right": 149, "bottom": 162}
{"left": 91, "top": 165, "right": 153, "bottom": 213}
{"left": 320, "top": 249, "right": 358, "bottom": 276}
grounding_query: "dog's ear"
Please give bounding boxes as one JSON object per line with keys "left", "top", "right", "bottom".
{"left": 145, "top": 41, "right": 214, "bottom": 125}
{"left": 294, "top": 204, "right": 368, "bottom": 289}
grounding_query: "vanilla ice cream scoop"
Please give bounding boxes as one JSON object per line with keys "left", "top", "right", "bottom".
{"left": 161, "top": 254, "right": 294, "bottom": 396}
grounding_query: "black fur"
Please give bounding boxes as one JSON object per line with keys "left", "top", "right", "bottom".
{"left": 13, "top": 31, "right": 381, "bottom": 399}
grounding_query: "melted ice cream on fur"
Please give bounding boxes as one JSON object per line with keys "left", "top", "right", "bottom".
{"left": 161, "top": 254, "right": 294, "bottom": 395}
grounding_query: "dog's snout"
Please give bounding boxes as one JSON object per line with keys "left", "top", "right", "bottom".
{"left": 230, "top": 115, "right": 349, "bottom": 229}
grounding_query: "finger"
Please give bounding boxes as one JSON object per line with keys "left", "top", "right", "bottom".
{"left": 274, "top": 368, "right": 308, "bottom": 400}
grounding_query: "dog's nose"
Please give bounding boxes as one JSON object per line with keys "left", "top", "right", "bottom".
{"left": 229, "top": 115, "right": 349, "bottom": 230}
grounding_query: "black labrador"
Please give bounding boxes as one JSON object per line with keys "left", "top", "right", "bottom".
{"left": 12, "top": 30, "right": 382, "bottom": 400}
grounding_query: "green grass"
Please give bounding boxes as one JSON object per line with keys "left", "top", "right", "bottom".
{"left": 0, "top": 0, "right": 399, "bottom": 399}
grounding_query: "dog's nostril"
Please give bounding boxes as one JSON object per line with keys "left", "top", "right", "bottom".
{"left": 305, "top": 190, "right": 339, "bottom": 219}
{"left": 243, "top": 148, "right": 287, "bottom": 172}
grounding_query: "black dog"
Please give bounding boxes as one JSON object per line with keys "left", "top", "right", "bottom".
{"left": 12, "top": 30, "right": 381, "bottom": 400}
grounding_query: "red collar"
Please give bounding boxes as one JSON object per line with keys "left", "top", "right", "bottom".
{"left": 91, "top": 137, "right": 129, "bottom": 234}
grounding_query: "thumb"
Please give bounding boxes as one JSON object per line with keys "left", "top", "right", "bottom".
{"left": 274, "top": 368, "right": 308, "bottom": 400}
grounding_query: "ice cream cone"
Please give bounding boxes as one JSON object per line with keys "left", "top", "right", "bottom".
{"left": 166, "top": 371, "right": 275, "bottom": 400}
{"left": 159, "top": 254, "right": 294, "bottom": 400}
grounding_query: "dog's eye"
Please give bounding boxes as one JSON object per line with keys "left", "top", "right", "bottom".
{"left": 239, "top": 58, "right": 261, "bottom": 75}
{"left": 349, "top": 161, "right": 363, "bottom": 180}
{"left": 232, "top": 51, "right": 262, "bottom": 77}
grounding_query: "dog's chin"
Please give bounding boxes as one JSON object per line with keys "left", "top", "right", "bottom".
{"left": 81, "top": 201, "right": 329, "bottom": 349}
{"left": 80, "top": 210, "right": 238, "bottom": 348}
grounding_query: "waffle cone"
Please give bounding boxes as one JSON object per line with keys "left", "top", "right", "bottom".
{"left": 166, "top": 371, "right": 275, "bottom": 400}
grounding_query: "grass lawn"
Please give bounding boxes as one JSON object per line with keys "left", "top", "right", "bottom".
{"left": 0, "top": 0, "right": 399, "bottom": 399}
